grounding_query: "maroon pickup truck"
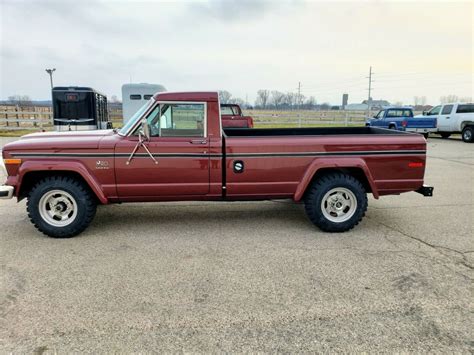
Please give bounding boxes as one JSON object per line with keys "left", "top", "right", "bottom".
{"left": 220, "top": 104, "right": 254, "bottom": 128}
{"left": 0, "top": 92, "right": 433, "bottom": 238}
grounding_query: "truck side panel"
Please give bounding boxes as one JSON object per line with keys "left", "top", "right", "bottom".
{"left": 224, "top": 134, "right": 426, "bottom": 200}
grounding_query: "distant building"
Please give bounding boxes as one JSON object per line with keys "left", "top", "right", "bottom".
{"left": 122, "top": 83, "right": 166, "bottom": 123}
{"left": 362, "top": 99, "right": 391, "bottom": 110}
{"left": 344, "top": 103, "right": 368, "bottom": 111}
{"left": 342, "top": 94, "right": 348, "bottom": 109}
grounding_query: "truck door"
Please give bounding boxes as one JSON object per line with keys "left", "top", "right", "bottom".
{"left": 435, "top": 105, "right": 453, "bottom": 132}
{"left": 115, "top": 102, "right": 210, "bottom": 198}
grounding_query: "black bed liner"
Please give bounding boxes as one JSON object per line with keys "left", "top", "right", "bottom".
{"left": 223, "top": 126, "right": 409, "bottom": 137}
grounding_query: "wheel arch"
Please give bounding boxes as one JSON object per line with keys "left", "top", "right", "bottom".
{"left": 293, "top": 158, "right": 379, "bottom": 202}
{"left": 16, "top": 162, "right": 108, "bottom": 204}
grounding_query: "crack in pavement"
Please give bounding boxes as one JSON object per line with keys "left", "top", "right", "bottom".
{"left": 366, "top": 216, "right": 474, "bottom": 280}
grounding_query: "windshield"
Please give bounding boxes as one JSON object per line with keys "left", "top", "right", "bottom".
{"left": 119, "top": 99, "right": 154, "bottom": 135}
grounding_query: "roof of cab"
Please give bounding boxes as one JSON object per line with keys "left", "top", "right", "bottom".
{"left": 153, "top": 91, "right": 218, "bottom": 102}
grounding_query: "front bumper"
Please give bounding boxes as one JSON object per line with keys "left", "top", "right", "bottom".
{"left": 416, "top": 185, "right": 434, "bottom": 197}
{"left": 0, "top": 185, "right": 14, "bottom": 199}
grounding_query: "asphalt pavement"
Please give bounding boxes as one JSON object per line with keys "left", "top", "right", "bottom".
{"left": 0, "top": 136, "right": 473, "bottom": 352}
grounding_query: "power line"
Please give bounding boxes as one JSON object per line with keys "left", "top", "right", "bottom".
{"left": 366, "top": 66, "right": 374, "bottom": 117}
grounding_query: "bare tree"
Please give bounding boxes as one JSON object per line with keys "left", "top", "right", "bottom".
{"left": 270, "top": 91, "right": 285, "bottom": 109}
{"left": 218, "top": 90, "right": 232, "bottom": 104}
{"left": 229, "top": 97, "right": 245, "bottom": 106}
{"left": 304, "top": 96, "right": 316, "bottom": 109}
{"left": 420, "top": 96, "right": 427, "bottom": 105}
{"left": 8, "top": 95, "right": 32, "bottom": 107}
{"left": 414, "top": 96, "right": 420, "bottom": 106}
{"left": 440, "top": 95, "right": 459, "bottom": 104}
{"left": 110, "top": 95, "right": 121, "bottom": 103}
{"left": 459, "top": 97, "right": 473, "bottom": 103}
{"left": 255, "top": 90, "right": 270, "bottom": 109}
{"left": 320, "top": 102, "right": 331, "bottom": 110}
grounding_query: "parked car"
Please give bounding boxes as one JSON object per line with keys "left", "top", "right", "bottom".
{"left": 366, "top": 107, "right": 437, "bottom": 138}
{"left": 221, "top": 104, "right": 254, "bottom": 128}
{"left": 0, "top": 92, "right": 433, "bottom": 238}
{"left": 419, "top": 103, "right": 474, "bottom": 142}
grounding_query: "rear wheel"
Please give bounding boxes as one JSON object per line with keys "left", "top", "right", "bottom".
{"left": 462, "top": 126, "right": 473, "bottom": 143}
{"left": 27, "top": 176, "right": 97, "bottom": 238}
{"left": 304, "top": 173, "right": 368, "bottom": 232}
{"left": 388, "top": 125, "right": 396, "bottom": 130}
{"left": 440, "top": 132, "right": 451, "bottom": 139}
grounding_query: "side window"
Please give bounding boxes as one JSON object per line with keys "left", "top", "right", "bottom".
{"left": 456, "top": 104, "right": 474, "bottom": 113}
{"left": 130, "top": 94, "right": 141, "bottom": 100}
{"left": 144, "top": 94, "right": 153, "bottom": 100}
{"left": 428, "top": 105, "right": 441, "bottom": 115}
{"left": 387, "top": 110, "right": 403, "bottom": 117}
{"left": 441, "top": 105, "right": 453, "bottom": 115}
{"left": 156, "top": 103, "right": 205, "bottom": 137}
{"left": 376, "top": 110, "right": 384, "bottom": 118}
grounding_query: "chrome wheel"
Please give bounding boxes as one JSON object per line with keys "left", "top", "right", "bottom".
{"left": 321, "top": 187, "right": 357, "bottom": 223}
{"left": 463, "top": 129, "right": 472, "bottom": 141}
{"left": 38, "top": 190, "right": 78, "bottom": 227}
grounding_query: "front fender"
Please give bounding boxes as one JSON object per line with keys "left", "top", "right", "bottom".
{"left": 14, "top": 160, "right": 108, "bottom": 204}
{"left": 293, "top": 157, "right": 379, "bottom": 201}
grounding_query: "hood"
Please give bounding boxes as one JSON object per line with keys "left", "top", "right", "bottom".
{"left": 2, "top": 129, "right": 115, "bottom": 152}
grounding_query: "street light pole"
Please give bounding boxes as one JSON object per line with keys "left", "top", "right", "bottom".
{"left": 45, "top": 68, "right": 56, "bottom": 89}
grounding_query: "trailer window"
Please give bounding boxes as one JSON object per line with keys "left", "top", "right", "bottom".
{"left": 130, "top": 94, "right": 142, "bottom": 100}
{"left": 144, "top": 94, "right": 153, "bottom": 100}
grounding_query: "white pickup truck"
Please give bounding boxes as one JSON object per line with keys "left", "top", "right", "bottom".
{"left": 420, "top": 103, "right": 474, "bottom": 142}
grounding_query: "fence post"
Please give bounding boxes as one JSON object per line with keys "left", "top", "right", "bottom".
{"left": 345, "top": 112, "right": 348, "bottom": 126}
{"left": 16, "top": 105, "right": 20, "bottom": 127}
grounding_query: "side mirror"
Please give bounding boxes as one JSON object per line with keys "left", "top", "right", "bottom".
{"left": 140, "top": 119, "right": 150, "bottom": 140}
{"left": 422, "top": 111, "right": 428, "bottom": 116}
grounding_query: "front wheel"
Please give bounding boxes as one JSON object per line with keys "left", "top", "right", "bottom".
{"left": 462, "top": 126, "right": 473, "bottom": 143}
{"left": 304, "top": 173, "right": 368, "bottom": 232}
{"left": 27, "top": 176, "right": 97, "bottom": 238}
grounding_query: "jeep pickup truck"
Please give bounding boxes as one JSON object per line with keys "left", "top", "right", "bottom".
{"left": 0, "top": 92, "right": 433, "bottom": 238}
{"left": 220, "top": 104, "right": 254, "bottom": 128}
{"left": 366, "top": 107, "right": 437, "bottom": 138}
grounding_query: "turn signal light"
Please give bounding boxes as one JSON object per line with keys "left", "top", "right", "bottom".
{"left": 3, "top": 158, "right": 22, "bottom": 165}
{"left": 408, "top": 162, "right": 423, "bottom": 168}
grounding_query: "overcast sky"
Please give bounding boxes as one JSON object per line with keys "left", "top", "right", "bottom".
{"left": 0, "top": 0, "right": 472, "bottom": 105}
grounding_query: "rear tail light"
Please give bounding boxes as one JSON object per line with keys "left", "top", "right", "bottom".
{"left": 408, "top": 162, "right": 424, "bottom": 168}
{"left": 402, "top": 120, "right": 408, "bottom": 128}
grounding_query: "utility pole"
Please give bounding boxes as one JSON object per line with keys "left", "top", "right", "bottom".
{"left": 297, "top": 81, "right": 302, "bottom": 127}
{"left": 366, "top": 66, "right": 373, "bottom": 118}
{"left": 45, "top": 68, "right": 56, "bottom": 90}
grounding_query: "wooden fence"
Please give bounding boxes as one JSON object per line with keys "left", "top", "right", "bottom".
{"left": 1, "top": 105, "right": 399, "bottom": 132}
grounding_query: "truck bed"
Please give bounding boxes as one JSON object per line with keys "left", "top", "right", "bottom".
{"left": 223, "top": 126, "right": 409, "bottom": 137}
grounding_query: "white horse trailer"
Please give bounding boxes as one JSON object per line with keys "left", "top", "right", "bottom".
{"left": 121, "top": 83, "right": 166, "bottom": 123}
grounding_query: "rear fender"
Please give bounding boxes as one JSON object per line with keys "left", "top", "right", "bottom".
{"left": 15, "top": 160, "right": 108, "bottom": 204}
{"left": 293, "top": 157, "right": 379, "bottom": 201}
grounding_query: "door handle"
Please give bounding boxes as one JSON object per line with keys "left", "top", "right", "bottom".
{"left": 190, "top": 139, "right": 207, "bottom": 144}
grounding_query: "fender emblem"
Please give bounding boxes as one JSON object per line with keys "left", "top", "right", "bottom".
{"left": 96, "top": 160, "right": 109, "bottom": 169}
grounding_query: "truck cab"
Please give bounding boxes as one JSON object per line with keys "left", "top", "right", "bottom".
{"left": 422, "top": 103, "right": 474, "bottom": 142}
{"left": 366, "top": 107, "right": 437, "bottom": 138}
{"left": 220, "top": 104, "right": 254, "bottom": 128}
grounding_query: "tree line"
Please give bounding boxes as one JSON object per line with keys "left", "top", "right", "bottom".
{"left": 219, "top": 90, "right": 330, "bottom": 110}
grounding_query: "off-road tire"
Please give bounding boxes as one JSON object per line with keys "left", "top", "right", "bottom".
{"left": 304, "top": 172, "right": 368, "bottom": 233}
{"left": 461, "top": 126, "right": 473, "bottom": 143}
{"left": 440, "top": 132, "right": 451, "bottom": 139}
{"left": 27, "top": 176, "right": 97, "bottom": 238}
{"left": 388, "top": 125, "right": 396, "bottom": 130}
{"left": 423, "top": 133, "right": 429, "bottom": 139}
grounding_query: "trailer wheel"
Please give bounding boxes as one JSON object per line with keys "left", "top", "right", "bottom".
{"left": 462, "top": 126, "right": 473, "bottom": 143}
{"left": 440, "top": 132, "right": 451, "bottom": 139}
{"left": 27, "top": 176, "right": 97, "bottom": 238}
{"left": 304, "top": 172, "right": 368, "bottom": 233}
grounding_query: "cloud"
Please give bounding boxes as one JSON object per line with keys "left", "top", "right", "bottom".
{"left": 189, "top": 0, "right": 304, "bottom": 22}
